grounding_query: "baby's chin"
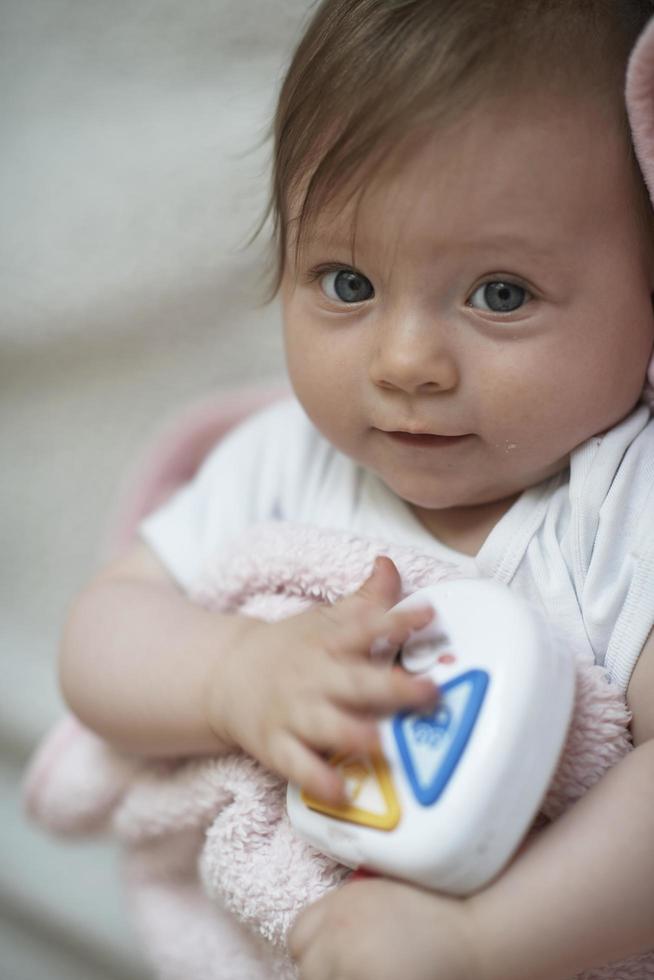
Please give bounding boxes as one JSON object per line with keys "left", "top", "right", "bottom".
{"left": 376, "top": 472, "right": 494, "bottom": 512}
{"left": 377, "top": 465, "right": 528, "bottom": 513}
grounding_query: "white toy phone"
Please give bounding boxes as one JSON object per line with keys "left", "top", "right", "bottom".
{"left": 287, "top": 578, "right": 575, "bottom": 895}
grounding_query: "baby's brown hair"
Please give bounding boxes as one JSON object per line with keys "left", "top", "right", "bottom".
{"left": 259, "top": 0, "right": 654, "bottom": 297}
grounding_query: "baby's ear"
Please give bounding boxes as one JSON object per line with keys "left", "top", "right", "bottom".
{"left": 627, "top": 14, "right": 654, "bottom": 208}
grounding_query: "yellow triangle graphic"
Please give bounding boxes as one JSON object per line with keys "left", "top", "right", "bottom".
{"left": 301, "top": 751, "right": 401, "bottom": 831}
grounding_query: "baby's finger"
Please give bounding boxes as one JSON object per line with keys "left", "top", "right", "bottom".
{"left": 270, "top": 731, "right": 347, "bottom": 806}
{"left": 354, "top": 555, "right": 403, "bottom": 610}
{"left": 289, "top": 701, "right": 380, "bottom": 755}
{"left": 334, "top": 601, "right": 435, "bottom": 661}
{"left": 379, "top": 603, "right": 436, "bottom": 649}
{"left": 316, "top": 557, "right": 402, "bottom": 638}
{"left": 331, "top": 663, "right": 439, "bottom": 715}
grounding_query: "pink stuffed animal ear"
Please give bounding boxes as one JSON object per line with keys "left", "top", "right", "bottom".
{"left": 627, "top": 16, "right": 654, "bottom": 201}
{"left": 626, "top": 14, "right": 654, "bottom": 389}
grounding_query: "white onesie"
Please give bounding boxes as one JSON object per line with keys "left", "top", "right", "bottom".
{"left": 140, "top": 396, "right": 654, "bottom": 693}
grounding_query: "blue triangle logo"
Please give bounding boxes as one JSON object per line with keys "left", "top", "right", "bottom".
{"left": 393, "top": 669, "right": 489, "bottom": 807}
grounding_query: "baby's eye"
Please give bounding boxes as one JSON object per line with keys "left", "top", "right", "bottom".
{"left": 468, "top": 281, "right": 530, "bottom": 313}
{"left": 320, "top": 269, "right": 375, "bottom": 304}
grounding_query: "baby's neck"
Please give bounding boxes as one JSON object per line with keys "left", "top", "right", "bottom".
{"left": 410, "top": 494, "right": 521, "bottom": 557}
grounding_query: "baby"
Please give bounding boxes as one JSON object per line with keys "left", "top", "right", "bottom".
{"left": 59, "top": 1, "right": 654, "bottom": 979}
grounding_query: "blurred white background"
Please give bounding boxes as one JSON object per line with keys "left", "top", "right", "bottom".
{"left": 1, "top": 1, "right": 311, "bottom": 976}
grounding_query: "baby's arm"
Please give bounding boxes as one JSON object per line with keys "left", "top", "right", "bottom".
{"left": 465, "top": 631, "right": 654, "bottom": 980}
{"left": 60, "top": 546, "right": 438, "bottom": 802}
{"left": 467, "top": 688, "right": 654, "bottom": 979}
{"left": 58, "top": 539, "right": 250, "bottom": 758}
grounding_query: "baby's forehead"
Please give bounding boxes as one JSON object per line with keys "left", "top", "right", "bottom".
{"left": 291, "top": 94, "right": 642, "bottom": 259}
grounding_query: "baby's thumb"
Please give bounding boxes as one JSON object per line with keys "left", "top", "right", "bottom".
{"left": 356, "top": 555, "right": 402, "bottom": 611}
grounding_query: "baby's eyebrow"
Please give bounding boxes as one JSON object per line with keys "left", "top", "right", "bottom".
{"left": 300, "top": 230, "right": 561, "bottom": 264}
{"left": 455, "top": 234, "right": 560, "bottom": 261}
{"left": 299, "top": 230, "right": 353, "bottom": 251}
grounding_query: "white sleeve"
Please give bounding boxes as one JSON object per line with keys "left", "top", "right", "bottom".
{"left": 575, "top": 407, "right": 654, "bottom": 690}
{"left": 138, "top": 398, "right": 303, "bottom": 591}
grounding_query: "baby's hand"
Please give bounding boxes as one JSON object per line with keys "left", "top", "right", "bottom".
{"left": 289, "top": 877, "right": 480, "bottom": 980}
{"left": 206, "top": 557, "right": 438, "bottom": 803}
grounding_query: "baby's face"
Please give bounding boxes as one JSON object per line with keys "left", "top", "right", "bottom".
{"left": 281, "top": 93, "right": 654, "bottom": 520}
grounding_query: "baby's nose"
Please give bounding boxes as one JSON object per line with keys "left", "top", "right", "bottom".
{"left": 369, "top": 318, "right": 459, "bottom": 394}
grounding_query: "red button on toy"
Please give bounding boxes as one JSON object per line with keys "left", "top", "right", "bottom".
{"left": 437, "top": 653, "right": 457, "bottom": 665}
{"left": 351, "top": 867, "right": 379, "bottom": 882}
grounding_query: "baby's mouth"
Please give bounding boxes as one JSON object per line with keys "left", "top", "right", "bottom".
{"left": 382, "top": 430, "right": 473, "bottom": 448}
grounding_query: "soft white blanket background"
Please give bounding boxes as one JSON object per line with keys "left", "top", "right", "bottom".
{"left": 1, "top": 2, "right": 311, "bottom": 976}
